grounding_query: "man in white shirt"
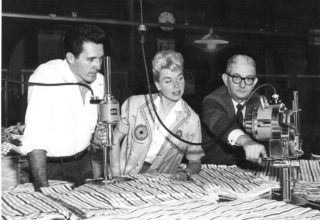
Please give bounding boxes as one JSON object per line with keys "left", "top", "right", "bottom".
{"left": 202, "top": 54, "right": 267, "bottom": 165}
{"left": 21, "top": 24, "right": 105, "bottom": 191}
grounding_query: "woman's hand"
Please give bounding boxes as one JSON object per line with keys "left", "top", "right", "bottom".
{"left": 171, "top": 169, "right": 191, "bottom": 181}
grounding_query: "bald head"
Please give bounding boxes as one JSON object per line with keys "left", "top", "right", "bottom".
{"left": 226, "top": 54, "right": 256, "bottom": 75}
{"left": 222, "top": 54, "right": 258, "bottom": 103}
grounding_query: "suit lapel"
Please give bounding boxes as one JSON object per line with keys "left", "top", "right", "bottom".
{"left": 221, "top": 86, "right": 236, "bottom": 118}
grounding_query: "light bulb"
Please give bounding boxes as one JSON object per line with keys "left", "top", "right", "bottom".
{"left": 206, "top": 43, "right": 217, "bottom": 51}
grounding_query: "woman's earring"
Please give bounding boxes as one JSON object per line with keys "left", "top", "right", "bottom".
{"left": 159, "top": 90, "right": 162, "bottom": 96}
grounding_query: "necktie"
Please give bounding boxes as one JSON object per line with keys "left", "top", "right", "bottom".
{"left": 236, "top": 104, "right": 244, "bottom": 129}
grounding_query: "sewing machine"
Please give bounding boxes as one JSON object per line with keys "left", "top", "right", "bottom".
{"left": 244, "top": 91, "right": 303, "bottom": 202}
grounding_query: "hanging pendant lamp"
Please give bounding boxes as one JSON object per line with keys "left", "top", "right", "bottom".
{"left": 194, "top": 28, "right": 229, "bottom": 53}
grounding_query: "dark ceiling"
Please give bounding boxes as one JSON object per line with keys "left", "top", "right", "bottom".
{"left": 3, "top": 0, "right": 320, "bottom": 34}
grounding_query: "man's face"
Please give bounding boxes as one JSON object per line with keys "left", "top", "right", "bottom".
{"left": 68, "top": 42, "right": 104, "bottom": 83}
{"left": 155, "top": 68, "right": 185, "bottom": 103}
{"left": 222, "top": 62, "right": 257, "bottom": 103}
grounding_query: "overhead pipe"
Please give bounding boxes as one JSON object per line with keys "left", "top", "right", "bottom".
{"left": 2, "top": 12, "right": 307, "bottom": 37}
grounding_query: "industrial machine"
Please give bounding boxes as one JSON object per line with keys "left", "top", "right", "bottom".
{"left": 244, "top": 91, "right": 303, "bottom": 202}
{"left": 88, "top": 56, "right": 133, "bottom": 184}
{"left": 97, "top": 56, "right": 120, "bottom": 180}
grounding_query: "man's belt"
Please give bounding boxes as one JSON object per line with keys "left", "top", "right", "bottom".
{"left": 47, "top": 149, "right": 88, "bottom": 163}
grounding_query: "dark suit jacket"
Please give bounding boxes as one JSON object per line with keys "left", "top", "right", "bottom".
{"left": 201, "top": 86, "right": 261, "bottom": 165}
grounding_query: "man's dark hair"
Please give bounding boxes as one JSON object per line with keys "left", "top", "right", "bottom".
{"left": 64, "top": 24, "right": 105, "bottom": 57}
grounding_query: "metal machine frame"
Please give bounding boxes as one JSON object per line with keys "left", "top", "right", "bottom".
{"left": 245, "top": 91, "right": 303, "bottom": 202}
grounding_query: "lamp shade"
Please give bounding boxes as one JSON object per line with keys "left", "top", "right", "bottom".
{"left": 194, "top": 28, "right": 229, "bottom": 53}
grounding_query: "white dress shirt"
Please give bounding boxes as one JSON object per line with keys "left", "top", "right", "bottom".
{"left": 21, "top": 59, "right": 104, "bottom": 157}
{"left": 227, "top": 99, "right": 246, "bottom": 146}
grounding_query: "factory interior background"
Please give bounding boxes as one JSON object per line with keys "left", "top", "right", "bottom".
{"left": 2, "top": 0, "right": 320, "bottom": 157}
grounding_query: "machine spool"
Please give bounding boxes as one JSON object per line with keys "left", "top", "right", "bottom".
{"left": 98, "top": 97, "right": 119, "bottom": 124}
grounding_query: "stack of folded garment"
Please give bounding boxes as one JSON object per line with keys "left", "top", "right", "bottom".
{"left": 299, "top": 160, "right": 320, "bottom": 182}
{"left": 250, "top": 159, "right": 320, "bottom": 183}
{"left": 292, "top": 160, "right": 320, "bottom": 204}
{"left": 1, "top": 123, "right": 25, "bottom": 156}
{"left": 293, "top": 181, "right": 320, "bottom": 203}
{"left": 93, "top": 197, "right": 320, "bottom": 220}
{"left": 44, "top": 173, "right": 217, "bottom": 219}
{"left": 250, "top": 160, "right": 300, "bottom": 181}
{"left": 193, "top": 164, "right": 279, "bottom": 200}
{"left": 1, "top": 181, "right": 76, "bottom": 220}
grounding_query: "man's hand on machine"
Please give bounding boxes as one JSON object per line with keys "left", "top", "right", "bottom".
{"left": 237, "top": 134, "right": 267, "bottom": 163}
{"left": 92, "top": 123, "right": 108, "bottom": 150}
{"left": 243, "top": 141, "right": 267, "bottom": 163}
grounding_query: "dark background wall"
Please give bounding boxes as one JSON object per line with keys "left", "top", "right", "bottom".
{"left": 2, "top": 0, "right": 320, "bottom": 157}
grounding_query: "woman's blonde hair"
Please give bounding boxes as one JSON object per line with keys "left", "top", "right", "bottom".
{"left": 152, "top": 50, "right": 184, "bottom": 82}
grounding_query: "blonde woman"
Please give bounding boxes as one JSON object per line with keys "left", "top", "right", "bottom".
{"left": 110, "top": 50, "right": 204, "bottom": 181}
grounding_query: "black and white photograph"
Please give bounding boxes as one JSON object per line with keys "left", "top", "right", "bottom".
{"left": 2, "top": 1, "right": 320, "bottom": 219}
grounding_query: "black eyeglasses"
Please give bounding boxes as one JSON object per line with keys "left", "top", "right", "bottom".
{"left": 225, "top": 72, "right": 256, "bottom": 86}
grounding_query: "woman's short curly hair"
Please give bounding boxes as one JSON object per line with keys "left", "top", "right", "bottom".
{"left": 152, "top": 50, "right": 184, "bottom": 82}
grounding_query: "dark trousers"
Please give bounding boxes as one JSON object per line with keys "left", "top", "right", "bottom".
{"left": 46, "top": 149, "right": 93, "bottom": 186}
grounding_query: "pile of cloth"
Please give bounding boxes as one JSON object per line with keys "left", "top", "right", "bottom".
{"left": 193, "top": 164, "right": 279, "bottom": 200}
{"left": 44, "top": 174, "right": 215, "bottom": 219}
{"left": 1, "top": 123, "right": 27, "bottom": 190}
{"left": 1, "top": 181, "right": 77, "bottom": 220}
{"left": 1, "top": 123, "right": 25, "bottom": 156}
{"left": 2, "top": 166, "right": 320, "bottom": 219}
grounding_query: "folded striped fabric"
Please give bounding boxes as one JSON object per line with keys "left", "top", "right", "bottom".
{"left": 299, "top": 160, "right": 320, "bottom": 182}
{"left": 41, "top": 168, "right": 280, "bottom": 218}
{"left": 249, "top": 160, "right": 299, "bottom": 181}
{"left": 3, "top": 180, "right": 73, "bottom": 193}
{"left": 294, "top": 181, "right": 320, "bottom": 203}
{"left": 292, "top": 159, "right": 320, "bottom": 203}
{"left": 250, "top": 160, "right": 320, "bottom": 182}
{"left": 96, "top": 197, "right": 320, "bottom": 220}
{"left": 194, "top": 165, "right": 279, "bottom": 200}
{"left": 45, "top": 173, "right": 215, "bottom": 219}
{"left": 2, "top": 161, "right": 320, "bottom": 219}
{"left": 1, "top": 181, "right": 76, "bottom": 220}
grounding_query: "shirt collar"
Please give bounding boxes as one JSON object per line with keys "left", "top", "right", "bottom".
{"left": 231, "top": 99, "right": 246, "bottom": 112}
{"left": 154, "top": 96, "right": 183, "bottom": 113}
{"left": 63, "top": 59, "right": 78, "bottom": 83}
{"left": 231, "top": 99, "right": 245, "bottom": 106}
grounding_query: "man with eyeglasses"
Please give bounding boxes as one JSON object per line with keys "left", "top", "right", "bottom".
{"left": 201, "top": 54, "right": 267, "bottom": 166}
